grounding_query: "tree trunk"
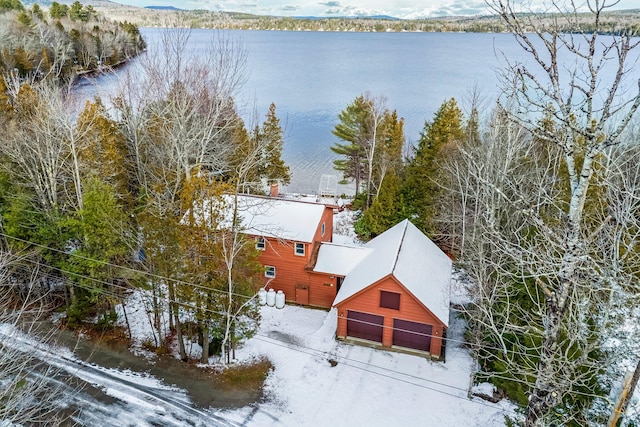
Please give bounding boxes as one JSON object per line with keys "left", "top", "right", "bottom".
{"left": 200, "top": 321, "right": 209, "bottom": 364}
{"left": 172, "top": 302, "right": 187, "bottom": 361}
{"left": 608, "top": 359, "right": 640, "bottom": 427}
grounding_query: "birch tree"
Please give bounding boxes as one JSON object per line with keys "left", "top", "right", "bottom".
{"left": 447, "top": 1, "right": 640, "bottom": 424}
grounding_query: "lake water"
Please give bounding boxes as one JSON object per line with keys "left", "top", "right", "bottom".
{"left": 77, "top": 29, "right": 640, "bottom": 194}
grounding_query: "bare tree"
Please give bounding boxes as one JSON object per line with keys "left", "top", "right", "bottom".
{"left": 0, "top": 249, "right": 72, "bottom": 425}
{"left": 446, "top": 1, "right": 640, "bottom": 424}
{"left": 111, "top": 25, "right": 248, "bottom": 356}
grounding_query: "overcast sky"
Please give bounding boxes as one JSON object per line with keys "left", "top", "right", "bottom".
{"left": 113, "top": 0, "right": 639, "bottom": 19}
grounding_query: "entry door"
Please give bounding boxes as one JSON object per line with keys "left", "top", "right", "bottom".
{"left": 295, "top": 285, "right": 309, "bottom": 305}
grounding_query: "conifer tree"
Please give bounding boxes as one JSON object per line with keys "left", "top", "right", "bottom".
{"left": 403, "top": 98, "right": 464, "bottom": 236}
{"left": 256, "top": 102, "right": 290, "bottom": 186}
{"left": 76, "top": 99, "right": 131, "bottom": 203}
{"left": 331, "top": 95, "right": 373, "bottom": 198}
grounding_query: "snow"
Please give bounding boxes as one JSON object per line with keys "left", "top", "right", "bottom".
{"left": 333, "top": 219, "right": 452, "bottom": 327}
{"left": 0, "top": 205, "right": 513, "bottom": 426}
{"left": 313, "top": 243, "right": 372, "bottom": 276}
{"left": 108, "top": 283, "right": 514, "bottom": 426}
{"left": 225, "top": 194, "right": 329, "bottom": 243}
{"left": 221, "top": 304, "right": 514, "bottom": 426}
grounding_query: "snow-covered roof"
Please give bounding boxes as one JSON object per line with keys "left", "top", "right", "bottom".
{"left": 332, "top": 219, "right": 452, "bottom": 327}
{"left": 313, "top": 243, "right": 373, "bottom": 276}
{"left": 224, "top": 194, "right": 328, "bottom": 243}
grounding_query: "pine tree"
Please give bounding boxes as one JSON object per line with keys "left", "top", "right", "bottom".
{"left": 257, "top": 102, "right": 290, "bottom": 186}
{"left": 403, "top": 98, "right": 464, "bottom": 235}
{"left": 331, "top": 95, "right": 373, "bottom": 198}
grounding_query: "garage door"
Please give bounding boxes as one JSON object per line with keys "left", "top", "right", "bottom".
{"left": 347, "top": 311, "right": 384, "bottom": 343}
{"left": 393, "top": 319, "right": 432, "bottom": 352}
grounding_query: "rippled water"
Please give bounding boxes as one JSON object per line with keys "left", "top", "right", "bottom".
{"left": 76, "top": 29, "right": 640, "bottom": 194}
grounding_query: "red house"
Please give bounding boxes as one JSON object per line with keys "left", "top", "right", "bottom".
{"left": 230, "top": 195, "right": 335, "bottom": 307}
{"left": 224, "top": 196, "right": 452, "bottom": 359}
{"left": 332, "top": 220, "right": 451, "bottom": 359}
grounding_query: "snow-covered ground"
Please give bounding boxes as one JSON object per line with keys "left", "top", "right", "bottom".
{"left": 220, "top": 304, "right": 514, "bottom": 426}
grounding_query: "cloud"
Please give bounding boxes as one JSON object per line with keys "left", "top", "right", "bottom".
{"left": 319, "top": 1, "right": 341, "bottom": 7}
{"left": 281, "top": 5, "right": 299, "bottom": 11}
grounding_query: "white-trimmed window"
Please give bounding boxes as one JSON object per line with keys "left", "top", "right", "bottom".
{"left": 256, "top": 237, "right": 266, "bottom": 251}
{"left": 265, "top": 266, "right": 276, "bottom": 278}
{"left": 295, "top": 242, "right": 305, "bottom": 256}
{"left": 321, "top": 222, "right": 326, "bottom": 237}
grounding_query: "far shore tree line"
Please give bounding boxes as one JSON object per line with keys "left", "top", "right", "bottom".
{"left": 1, "top": 0, "right": 640, "bottom": 426}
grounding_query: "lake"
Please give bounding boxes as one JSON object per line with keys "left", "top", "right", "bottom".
{"left": 76, "top": 29, "right": 639, "bottom": 194}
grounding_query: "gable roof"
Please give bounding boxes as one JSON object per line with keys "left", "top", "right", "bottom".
{"left": 332, "top": 219, "right": 452, "bottom": 327}
{"left": 313, "top": 243, "right": 373, "bottom": 276}
{"left": 224, "top": 194, "right": 328, "bottom": 243}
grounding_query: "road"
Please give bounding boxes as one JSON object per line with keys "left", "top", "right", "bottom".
{"left": 1, "top": 325, "right": 281, "bottom": 426}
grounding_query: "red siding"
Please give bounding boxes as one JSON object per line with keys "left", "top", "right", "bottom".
{"left": 252, "top": 205, "right": 335, "bottom": 308}
{"left": 334, "top": 275, "right": 447, "bottom": 359}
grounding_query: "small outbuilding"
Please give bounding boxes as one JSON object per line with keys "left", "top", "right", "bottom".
{"left": 332, "top": 219, "right": 452, "bottom": 359}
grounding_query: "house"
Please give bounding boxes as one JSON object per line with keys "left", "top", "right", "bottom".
{"left": 214, "top": 195, "right": 452, "bottom": 359}
{"left": 228, "top": 194, "right": 335, "bottom": 307}
{"left": 332, "top": 220, "right": 452, "bottom": 359}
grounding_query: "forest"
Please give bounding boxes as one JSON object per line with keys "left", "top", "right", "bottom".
{"left": 0, "top": 1, "right": 145, "bottom": 83}
{"left": 1, "top": 1, "right": 640, "bottom": 426}
{"left": 323, "top": 2, "right": 640, "bottom": 425}
{"left": 90, "top": 1, "right": 640, "bottom": 34}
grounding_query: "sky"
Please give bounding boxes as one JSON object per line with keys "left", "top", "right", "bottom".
{"left": 113, "top": 0, "right": 640, "bottom": 19}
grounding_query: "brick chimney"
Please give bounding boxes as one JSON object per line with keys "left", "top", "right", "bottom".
{"left": 269, "top": 182, "right": 279, "bottom": 198}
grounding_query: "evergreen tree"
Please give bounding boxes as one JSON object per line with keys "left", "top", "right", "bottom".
{"left": 69, "top": 1, "right": 89, "bottom": 22}
{"left": 49, "top": 2, "right": 68, "bottom": 19}
{"left": 356, "top": 173, "right": 404, "bottom": 239}
{"left": 403, "top": 98, "right": 464, "bottom": 235}
{"left": 76, "top": 99, "right": 131, "bottom": 203}
{"left": 256, "top": 102, "right": 290, "bottom": 186}
{"left": 331, "top": 95, "right": 373, "bottom": 198}
{"left": 0, "top": 0, "right": 23, "bottom": 12}
{"left": 60, "top": 178, "right": 132, "bottom": 328}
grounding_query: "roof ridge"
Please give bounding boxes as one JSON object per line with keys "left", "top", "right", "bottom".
{"left": 390, "top": 219, "right": 408, "bottom": 275}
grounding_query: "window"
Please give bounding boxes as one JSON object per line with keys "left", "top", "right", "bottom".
{"left": 256, "top": 237, "right": 265, "bottom": 251}
{"left": 265, "top": 266, "right": 276, "bottom": 278}
{"left": 321, "top": 222, "right": 326, "bottom": 237}
{"left": 380, "top": 291, "right": 400, "bottom": 310}
{"left": 295, "top": 242, "right": 305, "bottom": 256}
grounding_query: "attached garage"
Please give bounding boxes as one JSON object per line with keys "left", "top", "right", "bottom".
{"left": 393, "top": 319, "right": 432, "bottom": 352}
{"left": 347, "top": 311, "right": 383, "bottom": 343}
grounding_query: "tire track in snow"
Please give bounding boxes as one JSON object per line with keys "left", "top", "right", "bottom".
{"left": 0, "top": 326, "right": 241, "bottom": 427}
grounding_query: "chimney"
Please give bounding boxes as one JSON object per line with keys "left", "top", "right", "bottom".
{"left": 269, "top": 182, "right": 279, "bottom": 198}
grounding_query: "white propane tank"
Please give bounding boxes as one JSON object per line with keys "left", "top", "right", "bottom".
{"left": 266, "top": 288, "right": 276, "bottom": 307}
{"left": 258, "top": 288, "right": 267, "bottom": 306}
{"left": 275, "top": 290, "right": 285, "bottom": 309}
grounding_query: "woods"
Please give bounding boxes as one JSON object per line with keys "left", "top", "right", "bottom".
{"left": 0, "top": 1, "right": 145, "bottom": 83}
{"left": 0, "top": 0, "right": 639, "bottom": 425}
{"left": 330, "top": 1, "right": 640, "bottom": 425}
{"left": 0, "top": 18, "right": 292, "bottom": 373}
